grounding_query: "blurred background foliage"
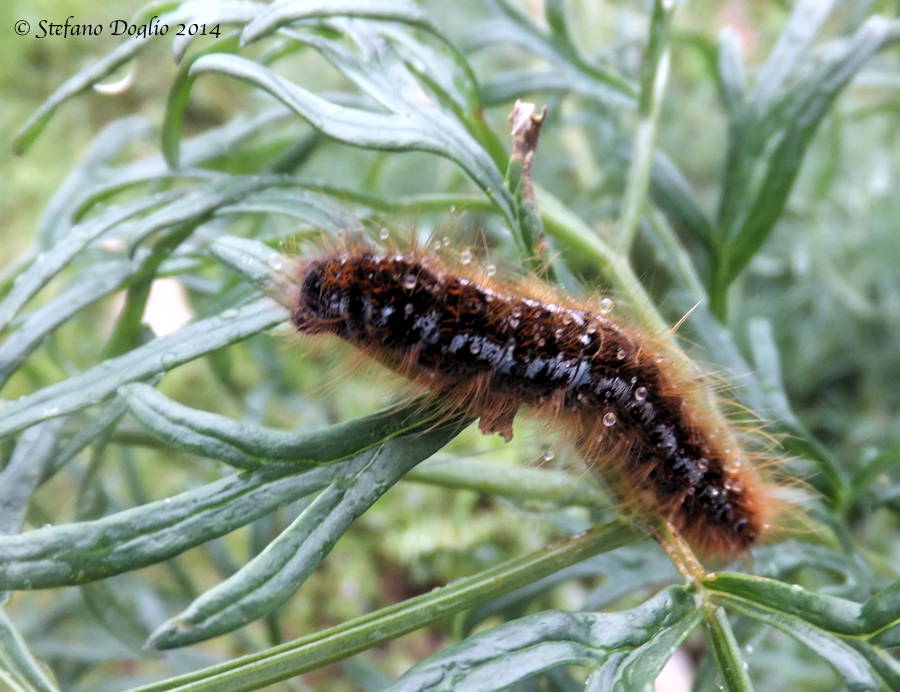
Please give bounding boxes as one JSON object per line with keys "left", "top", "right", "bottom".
{"left": 1, "top": 0, "right": 899, "bottom": 690}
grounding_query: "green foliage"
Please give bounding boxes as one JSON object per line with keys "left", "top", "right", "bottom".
{"left": 2, "top": 1, "right": 899, "bottom": 690}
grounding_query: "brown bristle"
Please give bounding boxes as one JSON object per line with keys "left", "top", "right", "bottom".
{"left": 291, "top": 247, "right": 774, "bottom": 557}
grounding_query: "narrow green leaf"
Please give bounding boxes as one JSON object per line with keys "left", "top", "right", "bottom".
{"left": 479, "top": 0, "right": 636, "bottom": 107}
{"left": 120, "top": 382, "right": 442, "bottom": 469}
{"left": 706, "top": 574, "right": 863, "bottom": 634}
{"left": 392, "top": 586, "right": 698, "bottom": 692}
{"left": 0, "top": 391, "right": 454, "bottom": 590}
{"left": 130, "top": 522, "right": 639, "bottom": 692}
{"left": 407, "top": 454, "right": 607, "bottom": 507}
{"left": 711, "top": 593, "right": 897, "bottom": 690}
{"left": 163, "top": 33, "right": 243, "bottom": 168}
{"left": 241, "top": 0, "right": 431, "bottom": 47}
{"left": 242, "top": 0, "right": 481, "bottom": 116}
{"left": 171, "top": 2, "right": 264, "bottom": 62}
{"left": 13, "top": 38, "right": 149, "bottom": 154}
{"left": 747, "top": 318, "right": 847, "bottom": 503}
{"left": 751, "top": 541, "right": 873, "bottom": 599}
{"left": 712, "top": 15, "right": 900, "bottom": 317}
{"left": 649, "top": 151, "right": 716, "bottom": 253}
{"left": 862, "top": 580, "right": 900, "bottom": 648}
{"left": 0, "top": 192, "right": 180, "bottom": 335}
{"left": 750, "top": 0, "right": 834, "bottom": 110}
{"left": 148, "top": 421, "right": 463, "bottom": 648}
{"left": 716, "top": 27, "right": 746, "bottom": 115}
{"left": 187, "top": 52, "right": 516, "bottom": 232}
{"left": 0, "top": 464, "right": 315, "bottom": 590}
{"left": 704, "top": 606, "right": 754, "bottom": 692}
{"left": 0, "top": 298, "right": 288, "bottom": 439}
{"left": 81, "top": 579, "right": 153, "bottom": 653}
{"left": 615, "top": 0, "right": 673, "bottom": 253}
{"left": 707, "top": 573, "right": 900, "bottom": 690}
{"left": 480, "top": 69, "right": 571, "bottom": 105}
{"left": 463, "top": 543, "right": 674, "bottom": 636}
{"left": 0, "top": 608, "right": 59, "bottom": 692}
{"left": 0, "top": 261, "right": 133, "bottom": 387}
{"left": 216, "top": 189, "right": 358, "bottom": 232}
{"left": 0, "top": 420, "right": 66, "bottom": 534}
{"left": 209, "top": 235, "right": 298, "bottom": 304}
{"left": 35, "top": 116, "right": 152, "bottom": 248}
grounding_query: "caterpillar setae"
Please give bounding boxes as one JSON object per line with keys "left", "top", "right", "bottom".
{"left": 289, "top": 243, "right": 777, "bottom": 557}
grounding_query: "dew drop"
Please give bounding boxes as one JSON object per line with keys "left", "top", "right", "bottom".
{"left": 267, "top": 254, "right": 284, "bottom": 271}
{"left": 402, "top": 274, "right": 417, "bottom": 290}
{"left": 460, "top": 248, "right": 473, "bottom": 265}
{"left": 541, "top": 450, "right": 555, "bottom": 462}
{"left": 449, "top": 204, "right": 458, "bottom": 214}
{"left": 508, "top": 318, "right": 520, "bottom": 328}
{"left": 616, "top": 348, "right": 627, "bottom": 360}
{"left": 536, "top": 337, "right": 546, "bottom": 346}
{"left": 404, "top": 303, "right": 415, "bottom": 316}
{"left": 599, "top": 297, "right": 614, "bottom": 314}
{"left": 379, "top": 227, "right": 390, "bottom": 240}
{"left": 41, "top": 406, "right": 61, "bottom": 417}
{"left": 634, "top": 386, "right": 648, "bottom": 401}
{"left": 579, "top": 334, "right": 591, "bottom": 345}
{"left": 469, "top": 341, "right": 481, "bottom": 354}
{"left": 220, "top": 308, "right": 238, "bottom": 320}
{"left": 603, "top": 411, "right": 617, "bottom": 427}
{"left": 442, "top": 235, "right": 450, "bottom": 246}
{"left": 486, "top": 264, "right": 497, "bottom": 277}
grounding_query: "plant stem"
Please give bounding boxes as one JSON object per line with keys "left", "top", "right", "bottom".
{"left": 130, "top": 522, "right": 639, "bottom": 692}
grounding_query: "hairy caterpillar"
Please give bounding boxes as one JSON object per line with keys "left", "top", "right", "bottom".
{"left": 289, "top": 242, "right": 776, "bottom": 556}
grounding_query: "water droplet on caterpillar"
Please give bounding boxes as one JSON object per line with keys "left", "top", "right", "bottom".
{"left": 486, "top": 264, "right": 497, "bottom": 277}
{"left": 599, "top": 297, "right": 614, "bottom": 314}
{"left": 402, "top": 274, "right": 417, "bottom": 290}
{"left": 579, "top": 334, "right": 591, "bottom": 345}
{"left": 603, "top": 411, "right": 617, "bottom": 427}
{"left": 634, "top": 386, "right": 648, "bottom": 401}
{"left": 404, "top": 303, "right": 415, "bottom": 316}
{"left": 379, "top": 228, "right": 390, "bottom": 240}
{"left": 616, "top": 348, "right": 627, "bottom": 360}
{"left": 460, "top": 248, "right": 473, "bottom": 265}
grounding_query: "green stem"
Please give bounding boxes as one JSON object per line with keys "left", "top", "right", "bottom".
{"left": 130, "top": 522, "right": 639, "bottom": 692}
